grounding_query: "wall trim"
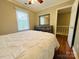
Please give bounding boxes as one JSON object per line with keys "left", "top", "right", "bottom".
{"left": 72, "top": 47, "right": 78, "bottom": 59}
{"left": 56, "top": 5, "right": 72, "bottom": 11}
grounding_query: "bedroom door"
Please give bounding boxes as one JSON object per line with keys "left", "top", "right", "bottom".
{"left": 67, "top": 0, "right": 78, "bottom": 48}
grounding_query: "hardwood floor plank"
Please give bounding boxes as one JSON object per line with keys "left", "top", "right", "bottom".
{"left": 53, "top": 34, "right": 75, "bottom": 59}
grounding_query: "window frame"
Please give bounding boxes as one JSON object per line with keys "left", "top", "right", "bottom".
{"left": 16, "top": 8, "right": 30, "bottom": 31}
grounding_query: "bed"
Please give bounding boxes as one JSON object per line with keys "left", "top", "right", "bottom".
{"left": 0, "top": 30, "right": 59, "bottom": 59}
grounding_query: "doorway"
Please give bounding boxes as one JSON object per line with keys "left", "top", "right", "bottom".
{"left": 56, "top": 7, "right": 72, "bottom": 46}
{"left": 54, "top": 0, "right": 78, "bottom": 59}
{"left": 56, "top": 7, "right": 71, "bottom": 37}
{"left": 54, "top": 7, "right": 76, "bottom": 59}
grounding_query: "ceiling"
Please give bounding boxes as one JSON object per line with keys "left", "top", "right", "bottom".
{"left": 9, "top": 0, "right": 71, "bottom": 12}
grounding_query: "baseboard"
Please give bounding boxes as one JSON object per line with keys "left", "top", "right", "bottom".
{"left": 72, "top": 47, "right": 79, "bottom": 59}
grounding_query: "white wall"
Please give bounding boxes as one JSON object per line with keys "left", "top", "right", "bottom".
{"left": 67, "top": 0, "right": 78, "bottom": 47}
{"left": 74, "top": 12, "right": 79, "bottom": 58}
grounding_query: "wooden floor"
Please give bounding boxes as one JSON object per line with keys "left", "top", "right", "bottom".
{"left": 53, "top": 34, "right": 75, "bottom": 59}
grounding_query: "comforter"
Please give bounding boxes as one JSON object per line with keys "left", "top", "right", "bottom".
{"left": 0, "top": 30, "right": 59, "bottom": 59}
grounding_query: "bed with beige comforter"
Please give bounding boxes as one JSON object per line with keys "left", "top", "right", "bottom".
{"left": 0, "top": 30, "right": 59, "bottom": 59}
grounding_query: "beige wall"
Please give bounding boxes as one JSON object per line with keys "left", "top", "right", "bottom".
{"left": 74, "top": 12, "right": 79, "bottom": 58}
{"left": 36, "top": 0, "right": 74, "bottom": 34}
{"left": 0, "top": 0, "right": 36, "bottom": 35}
{"left": 57, "top": 12, "right": 71, "bottom": 26}
{"left": 0, "top": 0, "right": 17, "bottom": 35}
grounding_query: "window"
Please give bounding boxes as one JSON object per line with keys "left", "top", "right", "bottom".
{"left": 16, "top": 8, "right": 29, "bottom": 31}
{"left": 40, "top": 16, "right": 45, "bottom": 25}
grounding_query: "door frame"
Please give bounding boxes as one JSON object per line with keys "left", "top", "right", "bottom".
{"left": 55, "top": 5, "right": 72, "bottom": 35}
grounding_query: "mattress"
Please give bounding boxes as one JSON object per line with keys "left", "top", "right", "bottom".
{"left": 0, "top": 30, "right": 59, "bottom": 59}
